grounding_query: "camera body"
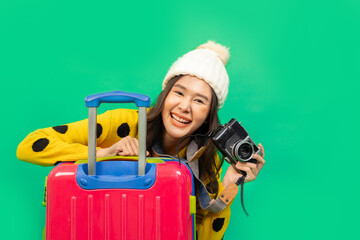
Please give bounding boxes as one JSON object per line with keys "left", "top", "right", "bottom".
{"left": 212, "top": 118, "right": 262, "bottom": 165}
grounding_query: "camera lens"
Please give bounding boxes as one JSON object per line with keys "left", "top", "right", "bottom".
{"left": 234, "top": 142, "right": 253, "bottom": 161}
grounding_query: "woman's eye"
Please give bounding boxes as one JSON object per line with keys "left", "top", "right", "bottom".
{"left": 174, "top": 91, "right": 184, "bottom": 96}
{"left": 194, "top": 99, "right": 205, "bottom": 104}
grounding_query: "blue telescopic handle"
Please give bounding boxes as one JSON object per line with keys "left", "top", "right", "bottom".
{"left": 85, "top": 91, "right": 150, "bottom": 108}
{"left": 85, "top": 90, "right": 150, "bottom": 176}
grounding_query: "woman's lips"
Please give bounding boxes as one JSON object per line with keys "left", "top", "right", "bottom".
{"left": 170, "top": 112, "right": 191, "bottom": 128}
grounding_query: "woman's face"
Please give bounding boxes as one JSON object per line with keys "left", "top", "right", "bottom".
{"left": 161, "top": 75, "right": 213, "bottom": 142}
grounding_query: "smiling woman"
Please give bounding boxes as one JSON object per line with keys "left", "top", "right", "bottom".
{"left": 17, "top": 41, "right": 265, "bottom": 240}
{"left": 161, "top": 76, "right": 213, "bottom": 153}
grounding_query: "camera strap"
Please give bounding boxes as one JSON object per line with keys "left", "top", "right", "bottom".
{"left": 186, "top": 141, "right": 249, "bottom": 216}
{"left": 189, "top": 157, "right": 249, "bottom": 216}
{"left": 153, "top": 138, "right": 250, "bottom": 215}
{"left": 236, "top": 175, "right": 249, "bottom": 216}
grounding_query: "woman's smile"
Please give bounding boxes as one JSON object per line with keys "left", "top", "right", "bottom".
{"left": 170, "top": 112, "right": 192, "bottom": 127}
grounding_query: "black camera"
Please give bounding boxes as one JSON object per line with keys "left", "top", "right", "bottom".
{"left": 211, "top": 118, "right": 263, "bottom": 165}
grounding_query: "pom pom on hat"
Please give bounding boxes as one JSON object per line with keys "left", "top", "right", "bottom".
{"left": 197, "top": 41, "right": 230, "bottom": 65}
{"left": 162, "top": 41, "right": 230, "bottom": 108}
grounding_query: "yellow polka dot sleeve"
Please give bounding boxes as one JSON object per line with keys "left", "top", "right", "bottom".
{"left": 16, "top": 109, "right": 139, "bottom": 166}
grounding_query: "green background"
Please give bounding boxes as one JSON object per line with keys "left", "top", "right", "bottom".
{"left": 1, "top": 0, "right": 359, "bottom": 239}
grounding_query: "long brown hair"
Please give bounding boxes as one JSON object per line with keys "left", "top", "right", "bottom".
{"left": 147, "top": 75, "right": 222, "bottom": 195}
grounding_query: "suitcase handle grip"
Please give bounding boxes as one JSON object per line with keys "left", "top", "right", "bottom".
{"left": 85, "top": 91, "right": 150, "bottom": 108}
{"left": 86, "top": 91, "right": 150, "bottom": 176}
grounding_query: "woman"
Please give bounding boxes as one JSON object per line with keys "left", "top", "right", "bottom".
{"left": 17, "top": 41, "right": 265, "bottom": 239}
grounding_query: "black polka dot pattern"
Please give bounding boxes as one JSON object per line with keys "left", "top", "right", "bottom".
{"left": 97, "top": 123, "right": 103, "bottom": 138}
{"left": 212, "top": 218, "right": 225, "bottom": 232}
{"left": 52, "top": 125, "right": 68, "bottom": 134}
{"left": 117, "top": 123, "right": 130, "bottom": 138}
{"left": 32, "top": 138, "right": 50, "bottom": 152}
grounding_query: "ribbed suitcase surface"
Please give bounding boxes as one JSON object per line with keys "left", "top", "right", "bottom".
{"left": 45, "top": 160, "right": 195, "bottom": 240}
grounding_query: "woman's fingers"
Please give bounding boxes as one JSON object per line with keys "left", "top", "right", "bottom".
{"left": 129, "top": 138, "right": 150, "bottom": 156}
{"left": 252, "top": 152, "right": 265, "bottom": 172}
{"left": 125, "top": 137, "right": 138, "bottom": 155}
{"left": 125, "top": 141, "right": 136, "bottom": 155}
{"left": 98, "top": 137, "right": 145, "bottom": 158}
{"left": 235, "top": 162, "right": 257, "bottom": 182}
{"left": 116, "top": 138, "right": 128, "bottom": 155}
{"left": 235, "top": 161, "right": 258, "bottom": 176}
{"left": 130, "top": 137, "right": 139, "bottom": 156}
{"left": 259, "top": 142, "right": 265, "bottom": 159}
{"left": 116, "top": 137, "right": 142, "bottom": 156}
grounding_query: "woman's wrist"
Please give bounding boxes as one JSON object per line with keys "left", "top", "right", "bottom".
{"left": 221, "top": 176, "right": 230, "bottom": 189}
{"left": 96, "top": 148, "right": 107, "bottom": 158}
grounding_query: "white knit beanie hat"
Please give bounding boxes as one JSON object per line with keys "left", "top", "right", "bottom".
{"left": 162, "top": 41, "right": 230, "bottom": 108}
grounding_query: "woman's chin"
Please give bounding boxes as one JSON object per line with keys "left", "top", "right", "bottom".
{"left": 168, "top": 131, "right": 188, "bottom": 140}
{"left": 164, "top": 126, "right": 193, "bottom": 141}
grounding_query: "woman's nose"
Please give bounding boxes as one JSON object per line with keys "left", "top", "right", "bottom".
{"left": 177, "top": 98, "right": 191, "bottom": 112}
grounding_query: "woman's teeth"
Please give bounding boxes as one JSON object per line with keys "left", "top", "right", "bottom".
{"left": 171, "top": 114, "right": 190, "bottom": 124}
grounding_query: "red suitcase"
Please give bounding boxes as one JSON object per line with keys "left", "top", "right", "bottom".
{"left": 45, "top": 91, "right": 196, "bottom": 239}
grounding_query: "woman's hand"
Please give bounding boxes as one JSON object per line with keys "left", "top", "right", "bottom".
{"left": 222, "top": 143, "right": 265, "bottom": 188}
{"left": 96, "top": 136, "right": 148, "bottom": 158}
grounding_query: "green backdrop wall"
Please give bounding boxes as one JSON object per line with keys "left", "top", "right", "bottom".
{"left": 1, "top": 0, "right": 359, "bottom": 239}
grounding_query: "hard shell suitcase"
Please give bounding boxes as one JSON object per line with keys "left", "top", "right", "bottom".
{"left": 45, "top": 91, "right": 196, "bottom": 240}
